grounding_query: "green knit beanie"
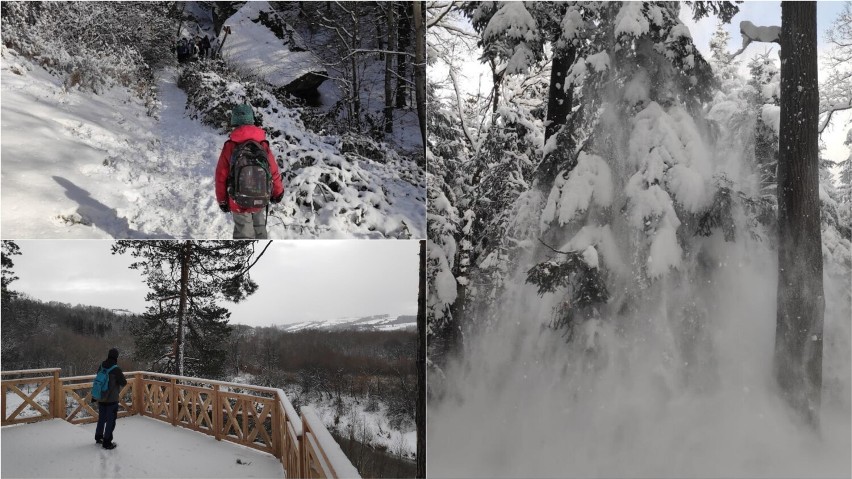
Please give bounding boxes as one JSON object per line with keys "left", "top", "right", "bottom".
{"left": 230, "top": 104, "right": 255, "bottom": 127}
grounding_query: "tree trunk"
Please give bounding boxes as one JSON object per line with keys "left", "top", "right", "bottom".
{"left": 396, "top": 2, "right": 411, "bottom": 109}
{"left": 537, "top": 47, "right": 576, "bottom": 191}
{"left": 490, "top": 58, "right": 501, "bottom": 114}
{"left": 412, "top": 0, "right": 426, "bottom": 146}
{"left": 176, "top": 241, "right": 191, "bottom": 376}
{"left": 416, "top": 239, "right": 426, "bottom": 479}
{"left": 350, "top": 2, "right": 361, "bottom": 133}
{"left": 384, "top": 3, "right": 396, "bottom": 133}
{"left": 776, "top": 1, "right": 823, "bottom": 427}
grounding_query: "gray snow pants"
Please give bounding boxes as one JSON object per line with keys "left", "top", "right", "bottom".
{"left": 232, "top": 211, "right": 268, "bottom": 239}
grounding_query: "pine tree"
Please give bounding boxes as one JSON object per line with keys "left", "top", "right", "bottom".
{"left": 430, "top": 2, "right": 739, "bottom": 351}
{"left": 530, "top": 2, "right": 732, "bottom": 336}
{"left": 112, "top": 240, "right": 271, "bottom": 378}
{"left": 1, "top": 240, "right": 21, "bottom": 302}
{"left": 708, "top": 21, "right": 737, "bottom": 83}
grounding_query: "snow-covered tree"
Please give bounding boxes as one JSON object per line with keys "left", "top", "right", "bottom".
{"left": 429, "top": 1, "right": 741, "bottom": 354}
{"left": 819, "top": 1, "right": 852, "bottom": 135}
{"left": 529, "top": 1, "right": 732, "bottom": 337}
{"left": 709, "top": 21, "right": 738, "bottom": 84}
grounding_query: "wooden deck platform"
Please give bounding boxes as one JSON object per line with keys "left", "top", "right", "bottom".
{"left": 1, "top": 416, "right": 285, "bottom": 478}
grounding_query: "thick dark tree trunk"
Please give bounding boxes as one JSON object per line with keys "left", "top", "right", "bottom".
{"left": 776, "top": 1, "right": 823, "bottom": 427}
{"left": 412, "top": 0, "right": 427, "bottom": 146}
{"left": 396, "top": 2, "right": 411, "bottom": 109}
{"left": 416, "top": 240, "right": 426, "bottom": 479}
{"left": 536, "top": 47, "right": 576, "bottom": 191}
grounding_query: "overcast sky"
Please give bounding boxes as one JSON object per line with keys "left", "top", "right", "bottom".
{"left": 10, "top": 240, "right": 420, "bottom": 327}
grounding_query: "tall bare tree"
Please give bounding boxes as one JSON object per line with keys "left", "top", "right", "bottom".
{"left": 384, "top": 3, "right": 397, "bottom": 133}
{"left": 417, "top": 239, "right": 426, "bottom": 478}
{"left": 413, "top": 0, "right": 427, "bottom": 146}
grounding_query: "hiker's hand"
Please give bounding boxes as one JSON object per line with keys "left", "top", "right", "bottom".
{"left": 219, "top": 202, "right": 230, "bottom": 213}
{"left": 271, "top": 193, "right": 283, "bottom": 204}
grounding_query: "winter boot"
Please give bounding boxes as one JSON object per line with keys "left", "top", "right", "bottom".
{"left": 103, "top": 442, "right": 117, "bottom": 450}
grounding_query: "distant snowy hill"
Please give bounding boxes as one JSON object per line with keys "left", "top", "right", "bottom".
{"left": 278, "top": 314, "right": 416, "bottom": 333}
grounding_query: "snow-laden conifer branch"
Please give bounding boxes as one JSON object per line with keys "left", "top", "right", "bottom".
{"left": 731, "top": 21, "right": 781, "bottom": 59}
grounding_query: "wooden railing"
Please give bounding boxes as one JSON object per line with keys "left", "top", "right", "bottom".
{"left": 0, "top": 368, "right": 61, "bottom": 425}
{"left": 1, "top": 369, "right": 360, "bottom": 479}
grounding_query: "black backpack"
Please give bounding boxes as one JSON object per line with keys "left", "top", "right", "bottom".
{"left": 227, "top": 140, "right": 272, "bottom": 208}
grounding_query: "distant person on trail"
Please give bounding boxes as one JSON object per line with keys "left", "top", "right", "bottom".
{"left": 177, "top": 38, "right": 189, "bottom": 64}
{"left": 91, "top": 348, "right": 127, "bottom": 450}
{"left": 200, "top": 35, "right": 211, "bottom": 59}
{"left": 215, "top": 104, "right": 284, "bottom": 239}
{"left": 192, "top": 36, "right": 201, "bottom": 60}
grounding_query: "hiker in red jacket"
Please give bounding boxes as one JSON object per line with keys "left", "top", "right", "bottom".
{"left": 215, "top": 104, "right": 284, "bottom": 239}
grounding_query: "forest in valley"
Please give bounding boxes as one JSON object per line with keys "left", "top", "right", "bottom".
{"left": 426, "top": 1, "right": 851, "bottom": 477}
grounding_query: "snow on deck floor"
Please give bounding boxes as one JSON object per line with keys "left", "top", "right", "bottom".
{"left": 1, "top": 417, "right": 284, "bottom": 478}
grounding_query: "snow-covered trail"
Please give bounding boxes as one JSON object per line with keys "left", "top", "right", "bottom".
{"left": 2, "top": 49, "right": 425, "bottom": 239}
{"left": 124, "top": 68, "right": 230, "bottom": 238}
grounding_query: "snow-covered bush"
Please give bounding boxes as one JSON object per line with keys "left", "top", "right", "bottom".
{"left": 0, "top": 2, "right": 174, "bottom": 115}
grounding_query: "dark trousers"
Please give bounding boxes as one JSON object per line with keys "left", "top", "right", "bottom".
{"left": 95, "top": 402, "right": 119, "bottom": 445}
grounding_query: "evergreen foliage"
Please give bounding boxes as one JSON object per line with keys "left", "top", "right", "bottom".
{"left": 112, "top": 240, "right": 269, "bottom": 378}
{"left": 1, "top": 240, "right": 21, "bottom": 302}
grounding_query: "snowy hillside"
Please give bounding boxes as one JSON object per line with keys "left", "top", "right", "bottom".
{"left": 278, "top": 314, "right": 416, "bottom": 333}
{"left": 0, "top": 3, "right": 425, "bottom": 240}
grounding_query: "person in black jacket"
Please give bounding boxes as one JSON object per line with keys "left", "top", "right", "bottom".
{"left": 92, "top": 348, "right": 127, "bottom": 450}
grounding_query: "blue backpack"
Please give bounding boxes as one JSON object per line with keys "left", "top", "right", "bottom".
{"left": 91, "top": 365, "right": 117, "bottom": 401}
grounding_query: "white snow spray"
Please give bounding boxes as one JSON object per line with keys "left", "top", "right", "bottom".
{"left": 429, "top": 229, "right": 851, "bottom": 478}
{"left": 428, "top": 71, "right": 851, "bottom": 478}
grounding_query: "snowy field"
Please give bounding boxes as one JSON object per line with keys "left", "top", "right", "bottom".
{"left": 0, "top": 417, "right": 284, "bottom": 478}
{"left": 231, "top": 372, "right": 416, "bottom": 460}
{"left": 313, "top": 396, "right": 416, "bottom": 460}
